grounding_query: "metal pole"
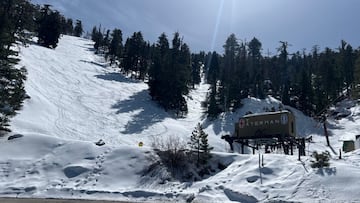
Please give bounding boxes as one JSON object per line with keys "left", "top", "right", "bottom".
{"left": 259, "top": 153, "right": 262, "bottom": 184}
{"left": 339, "top": 149, "right": 342, "bottom": 160}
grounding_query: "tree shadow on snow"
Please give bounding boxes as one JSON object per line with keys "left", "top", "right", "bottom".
{"left": 202, "top": 113, "right": 237, "bottom": 136}
{"left": 95, "top": 72, "right": 140, "bottom": 84}
{"left": 86, "top": 47, "right": 96, "bottom": 52}
{"left": 76, "top": 44, "right": 96, "bottom": 52}
{"left": 111, "top": 90, "right": 167, "bottom": 134}
{"left": 223, "top": 188, "right": 258, "bottom": 203}
{"left": 316, "top": 167, "right": 337, "bottom": 176}
{"left": 79, "top": 59, "right": 108, "bottom": 68}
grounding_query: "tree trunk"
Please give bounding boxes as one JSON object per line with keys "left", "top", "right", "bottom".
{"left": 323, "top": 120, "right": 330, "bottom": 146}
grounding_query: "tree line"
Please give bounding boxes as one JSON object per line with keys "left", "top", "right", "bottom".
{"left": 91, "top": 26, "right": 360, "bottom": 118}
{"left": 91, "top": 27, "right": 201, "bottom": 116}
{"left": 36, "top": 4, "right": 84, "bottom": 48}
{"left": 205, "top": 35, "right": 360, "bottom": 118}
{"left": 0, "top": 0, "right": 83, "bottom": 132}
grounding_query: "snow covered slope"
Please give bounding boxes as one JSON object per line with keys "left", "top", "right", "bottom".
{"left": 11, "top": 35, "right": 210, "bottom": 148}
{"left": 1, "top": 35, "right": 360, "bottom": 202}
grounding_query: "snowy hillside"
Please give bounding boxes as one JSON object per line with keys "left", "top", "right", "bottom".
{"left": 11, "top": 35, "right": 210, "bottom": 147}
{"left": 1, "top": 35, "right": 360, "bottom": 202}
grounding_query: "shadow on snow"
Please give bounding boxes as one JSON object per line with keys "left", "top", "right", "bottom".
{"left": 111, "top": 90, "right": 167, "bottom": 134}
{"left": 202, "top": 113, "right": 237, "bottom": 136}
{"left": 79, "top": 59, "right": 107, "bottom": 68}
{"left": 95, "top": 72, "right": 140, "bottom": 84}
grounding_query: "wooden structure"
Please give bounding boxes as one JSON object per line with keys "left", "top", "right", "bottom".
{"left": 222, "top": 110, "right": 305, "bottom": 156}
{"left": 343, "top": 140, "right": 355, "bottom": 152}
{"left": 235, "top": 110, "right": 296, "bottom": 139}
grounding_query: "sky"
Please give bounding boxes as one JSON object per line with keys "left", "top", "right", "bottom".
{"left": 30, "top": 0, "right": 360, "bottom": 54}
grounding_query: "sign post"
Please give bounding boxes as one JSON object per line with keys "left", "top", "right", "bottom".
{"left": 259, "top": 153, "right": 263, "bottom": 184}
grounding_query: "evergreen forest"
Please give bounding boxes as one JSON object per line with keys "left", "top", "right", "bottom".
{"left": 91, "top": 29, "right": 360, "bottom": 118}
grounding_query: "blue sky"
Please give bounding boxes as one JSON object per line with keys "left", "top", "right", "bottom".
{"left": 31, "top": 0, "right": 360, "bottom": 54}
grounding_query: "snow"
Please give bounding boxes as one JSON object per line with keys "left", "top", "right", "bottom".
{"left": 1, "top": 35, "right": 360, "bottom": 202}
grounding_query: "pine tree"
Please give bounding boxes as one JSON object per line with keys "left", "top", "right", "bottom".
{"left": 220, "top": 34, "right": 240, "bottom": 111}
{"left": 103, "top": 29, "right": 111, "bottom": 49}
{"left": 91, "top": 26, "right": 98, "bottom": 41}
{"left": 352, "top": 54, "right": 360, "bottom": 99}
{"left": 321, "top": 48, "right": 338, "bottom": 101}
{"left": 207, "top": 52, "right": 221, "bottom": 118}
{"left": 149, "top": 32, "right": 191, "bottom": 116}
{"left": 189, "top": 123, "right": 202, "bottom": 165}
{"left": 0, "top": 0, "right": 28, "bottom": 133}
{"left": 207, "top": 87, "right": 220, "bottom": 118}
{"left": 73, "top": 19, "right": 83, "bottom": 37}
{"left": 281, "top": 82, "right": 291, "bottom": 105}
{"left": 189, "top": 123, "right": 213, "bottom": 165}
{"left": 277, "top": 41, "right": 290, "bottom": 104}
{"left": 148, "top": 33, "right": 169, "bottom": 102}
{"left": 199, "top": 126, "right": 213, "bottom": 164}
{"left": 138, "top": 41, "right": 151, "bottom": 81}
{"left": 91, "top": 26, "right": 103, "bottom": 52}
{"left": 122, "top": 37, "right": 132, "bottom": 74}
{"left": 219, "top": 34, "right": 249, "bottom": 111}
{"left": 58, "top": 16, "right": 73, "bottom": 36}
{"left": 298, "top": 69, "right": 313, "bottom": 115}
{"left": 65, "top": 18, "right": 73, "bottom": 35}
{"left": 37, "top": 5, "right": 61, "bottom": 48}
{"left": 108, "top": 28, "right": 123, "bottom": 65}
{"left": 169, "top": 33, "right": 191, "bottom": 115}
{"left": 207, "top": 51, "right": 219, "bottom": 84}
{"left": 190, "top": 53, "right": 202, "bottom": 88}
{"left": 248, "top": 37, "right": 264, "bottom": 98}
{"left": 122, "top": 32, "right": 148, "bottom": 78}
{"left": 338, "top": 40, "right": 355, "bottom": 91}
